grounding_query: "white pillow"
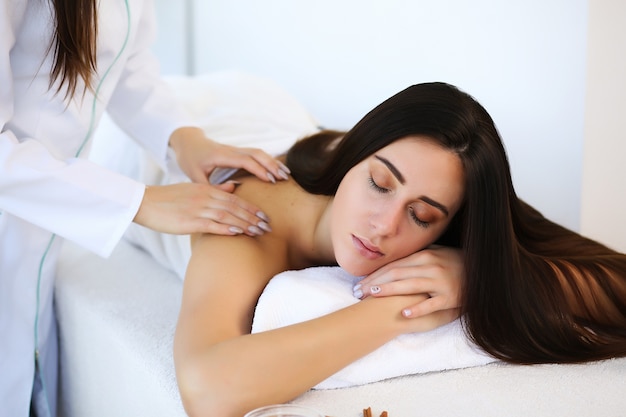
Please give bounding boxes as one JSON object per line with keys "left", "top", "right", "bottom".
{"left": 91, "top": 70, "right": 320, "bottom": 277}
{"left": 252, "top": 266, "right": 495, "bottom": 389}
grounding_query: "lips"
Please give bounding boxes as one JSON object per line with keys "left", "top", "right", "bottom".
{"left": 351, "top": 235, "right": 384, "bottom": 260}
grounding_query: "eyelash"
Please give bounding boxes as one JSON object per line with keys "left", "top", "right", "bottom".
{"left": 367, "top": 176, "right": 429, "bottom": 228}
{"left": 368, "top": 176, "right": 389, "bottom": 193}
{"left": 409, "top": 206, "right": 429, "bottom": 228}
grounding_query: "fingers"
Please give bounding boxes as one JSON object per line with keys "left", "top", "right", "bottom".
{"left": 401, "top": 296, "right": 448, "bottom": 318}
{"left": 244, "top": 147, "right": 291, "bottom": 183}
{"left": 353, "top": 276, "right": 425, "bottom": 299}
{"left": 358, "top": 250, "right": 437, "bottom": 287}
{"left": 355, "top": 264, "right": 443, "bottom": 297}
{"left": 354, "top": 276, "right": 460, "bottom": 315}
{"left": 185, "top": 164, "right": 211, "bottom": 184}
{"left": 198, "top": 184, "right": 272, "bottom": 237}
{"left": 171, "top": 130, "right": 291, "bottom": 186}
{"left": 405, "top": 307, "right": 461, "bottom": 333}
{"left": 135, "top": 183, "right": 273, "bottom": 237}
{"left": 217, "top": 146, "right": 291, "bottom": 185}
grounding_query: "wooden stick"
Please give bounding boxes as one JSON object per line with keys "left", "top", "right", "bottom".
{"left": 363, "top": 407, "right": 372, "bottom": 417}
{"left": 380, "top": 412, "right": 388, "bottom": 417}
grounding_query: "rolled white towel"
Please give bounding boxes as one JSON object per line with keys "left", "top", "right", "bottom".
{"left": 252, "top": 266, "right": 497, "bottom": 389}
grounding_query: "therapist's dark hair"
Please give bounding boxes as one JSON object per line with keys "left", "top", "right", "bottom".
{"left": 287, "top": 82, "right": 626, "bottom": 364}
{"left": 46, "top": 0, "right": 98, "bottom": 99}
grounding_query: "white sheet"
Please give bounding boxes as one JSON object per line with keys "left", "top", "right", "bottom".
{"left": 56, "top": 239, "right": 626, "bottom": 417}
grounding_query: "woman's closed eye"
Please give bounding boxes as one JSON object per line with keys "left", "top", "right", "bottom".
{"left": 409, "top": 206, "right": 430, "bottom": 228}
{"left": 368, "top": 176, "right": 389, "bottom": 193}
{"left": 368, "top": 176, "right": 430, "bottom": 228}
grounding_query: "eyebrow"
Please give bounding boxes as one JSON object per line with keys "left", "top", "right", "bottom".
{"left": 374, "top": 154, "right": 450, "bottom": 217}
{"left": 420, "top": 196, "right": 449, "bottom": 217}
{"left": 375, "top": 155, "right": 405, "bottom": 184}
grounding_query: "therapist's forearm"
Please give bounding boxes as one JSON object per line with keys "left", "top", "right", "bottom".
{"left": 175, "top": 296, "right": 409, "bottom": 417}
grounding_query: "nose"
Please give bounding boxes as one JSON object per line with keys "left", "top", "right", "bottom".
{"left": 370, "top": 203, "right": 404, "bottom": 237}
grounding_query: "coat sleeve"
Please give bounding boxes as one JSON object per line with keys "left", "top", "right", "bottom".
{"left": 0, "top": 3, "right": 145, "bottom": 258}
{"left": 104, "top": 0, "right": 194, "bottom": 167}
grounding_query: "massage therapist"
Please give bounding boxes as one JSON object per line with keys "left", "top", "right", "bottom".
{"left": 0, "top": 1, "right": 287, "bottom": 416}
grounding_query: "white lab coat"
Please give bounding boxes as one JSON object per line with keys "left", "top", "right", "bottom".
{"left": 0, "top": 1, "right": 192, "bottom": 416}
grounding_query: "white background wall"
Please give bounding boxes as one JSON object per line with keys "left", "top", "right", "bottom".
{"left": 581, "top": 0, "right": 626, "bottom": 252}
{"left": 153, "top": 0, "right": 625, "bottom": 251}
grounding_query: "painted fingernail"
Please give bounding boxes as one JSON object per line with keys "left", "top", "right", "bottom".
{"left": 266, "top": 172, "right": 276, "bottom": 184}
{"left": 257, "top": 221, "right": 272, "bottom": 232}
{"left": 402, "top": 309, "right": 412, "bottom": 318}
{"left": 256, "top": 211, "right": 270, "bottom": 222}
{"left": 370, "top": 286, "right": 381, "bottom": 294}
{"left": 278, "top": 161, "right": 291, "bottom": 174}
{"left": 353, "top": 289, "right": 363, "bottom": 299}
{"left": 277, "top": 169, "right": 289, "bottom": 180}
{"left": 248, "top": 225, "right": 264, "bottom": 235}
{"left": 229, "top": 226, "right": 244, "bottom": 234}
{"left": 352, "top": 283, "right": 362, "bottom": 292}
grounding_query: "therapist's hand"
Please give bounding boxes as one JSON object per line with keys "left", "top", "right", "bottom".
{"left": 134, "top": 181, "right": 272, "bottom": 237}
{"left": 353, "top": 245, "right": 464, "bottom": 319}
{"left": 169, "top": 127, "right": 290, "bottom": 185}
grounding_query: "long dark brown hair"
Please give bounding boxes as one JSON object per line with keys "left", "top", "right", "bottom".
{"left": 47, "top": 0, "right": 99, "bottom": 99}
{"left": 287, "top": 82, "right": 626, "bottom": 364}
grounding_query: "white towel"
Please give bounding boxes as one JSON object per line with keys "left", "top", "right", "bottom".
{"left": 252, "top": 266, "right": 497, "bottom": 389}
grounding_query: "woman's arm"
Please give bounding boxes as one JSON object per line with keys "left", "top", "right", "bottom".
{"left": 174, "top": 233, "right": 455, "bottom": 417}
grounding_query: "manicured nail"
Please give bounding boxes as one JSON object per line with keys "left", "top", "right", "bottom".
{"left": 353, "top": 289, "right": 363, "bottom": 299}
{"left": 257, "top": 221, "right": 272, "bottom": 232}
{"left": 266, "top": 172, "right": 276, "bottom": 184}
{"left": 370, "top": 286, "right": 381, "bottom": 294}
{"left": 256, "top": 211, "right": 270, "bottom": 222}
{"left": 402, "top": 309, "right": 412, "bottom": 318}
{"left": 248, "top": 225, "right": 264, "bottom": 235}
{"left": 352, "top": 283, "right": 362, "bottom": 292}
{"left": 229, "top": 226, "right": 243, "bottom": 234}
{"left": 277, "top": 169, "right": 289, "bottom": 180}
{"left": 278, "top": 161, "right": 291, "bottom": 174}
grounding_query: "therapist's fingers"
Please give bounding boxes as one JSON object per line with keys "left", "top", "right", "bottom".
{"left": 210, "top": 181, "right": 274, "bottom": 236}
{"left": 134, "top": 182, "right": 271, "bottom": 237}
{"left": 206, "top": 145, "right": 291, "bottom": 184}
{"left": 170, "top": 129, "right": 289, "bottom": 185}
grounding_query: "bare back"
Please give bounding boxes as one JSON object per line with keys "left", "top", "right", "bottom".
{"left": 181, "top": 175, "right": 333, "bottom": 345}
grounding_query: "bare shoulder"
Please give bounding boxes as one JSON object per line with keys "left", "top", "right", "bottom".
{"left": 185, "top": 176, "right": 328, "bottom": 293}
{"left": 181, "top": 226, "right": 291, "bottom": 335}
{"left": 187, "top": 220, "right": 289, "bottom": 288}
{"left": 234, "top": 176, "right": 302, "bottom": 230}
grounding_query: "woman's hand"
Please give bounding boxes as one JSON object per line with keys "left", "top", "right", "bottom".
{"left": 353, "top": 245, "right": 464, "bottom": 319}
{"left": 137, "top": 126, "right": 291, "bottom": 236}
{"left": 169, "top": 127, "right": 290, "bottom": 185}
{"left": 134, "top": 181, "right": 272, "bottom": 237}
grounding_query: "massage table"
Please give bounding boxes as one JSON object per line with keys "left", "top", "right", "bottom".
{"left": 55, "top": 71, "right": 626, "bottom": 417}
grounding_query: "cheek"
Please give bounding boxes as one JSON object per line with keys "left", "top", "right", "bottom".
{"left": 332, "top": 175, "right": 364, "bottom": 224}
{"left": 392, "top": 234, "right": 428, "bottom": 260}
{"left": 330, "top": 177, "right": 369, "bottom": 257}
{"left": 390, "top": 225, "right": 449, "bottom": 261}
